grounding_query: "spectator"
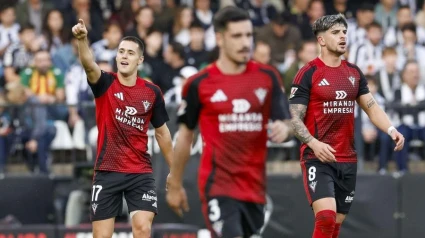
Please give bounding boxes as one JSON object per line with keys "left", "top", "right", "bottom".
{"left": 0, "top": 94, "right": 11, "bottom": 175}
{"left": 91, "top": 21, "right": 122, "bottom": 64}
{"left": 64, "top": 0, "right": 104, "bottom": 43}
{"left": 193, "top": 0, "right": 216, "bottom": 50}
{"left": 0, "top": 6, "right": 20, "bottom": 86}
{"left": 395, "top": 23, "right": 425, "bottom": 80}
{"left": 256, "top": 13, "right": 302, "bottom": 69}
{"left": 324, "top": 0, "right": 355, "bottom": 20}
{"left": 20, "top": 49, "right": 66, "bottom": 121}
{"left": 15, "top": 0, "right": 53, "bottom": 35}
{"left": 415, "top": 1, "right": 425, "bottom": 29}
{"left": 347, "top": 3, "right": 375, "bottom": 47}
{"left": 155, "top": 42, "right": 186, "bottom": 93}
{"left": 299, "top": 0, "right": 325, "bottom": 40}
{"left": 124, "top": 6, "right": 155, "bottom": 45}
{"left": 392, "top": 60, "right": 425, "bottom": 173}
{"left": 374, "top": 0, "right": 398, "bottom": 32}
{"left": 147, "top": 0, "right": 175, "bottom": 33}
{"left": 5, "top": 81, "right": 56, "bottom": 174}
{"left": 348, "top": 22, "right": 384, "bottom": 76}
{"left": 41, "top": 9, "right": 70, "bottom": 55}
{"left": 288, "top": 0, "right": 309, "bottom": 31}
{"left": 163, "top": 66, "right": 198, "bottom": 104}
{"left": 3, "top": 24, "right": 41, "bottom": 83}
{"left": 170, "top": 6, "right": 193, "bottom": 46}
{"left": 234, "top": 0, "right": 277, "bottom": 28}
{"left": 184, "top": 20, "right": 209, "bottom": 69}
{"left": 384, "top": 5, "right": 425, "bottom": 47}
{"left": 253, "top": 41, "right": 271, "bottom": 65}
{"left": 283, "top": 40, "right": 318, "bottom": 95}
{"left": 115, "top": 0, "right": 142, "bottom": 32}
{"left": 51, "top": 37, "right": 79, "bottom": 74}
{"left": 376, "top": 47, "right": 401, "bottom": 102}
{"left": 138, "top": 28, "right": 166, "bottom": 82}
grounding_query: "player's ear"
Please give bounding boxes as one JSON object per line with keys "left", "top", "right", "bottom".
{"left": 317, "top": 35, "right": 326, "bottom": 47}
{"left": 215, "top": 32, "right": 223, "bottom": 48}
{"left": 138, "top": 56, "right": 144, "bottom": 65}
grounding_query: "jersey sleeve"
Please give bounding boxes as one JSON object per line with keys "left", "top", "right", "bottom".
{"left": 355, "top": 66, "right": 370, "bottom": 97}
{"left": 177, "top": 74, "right": 204, "bottom": 130}
{"left": 148, "top": 84, "right": 170, "bottom": 128}
{"left": 263, "top": 67, "right": 291, "bottom": 120}
{"left": 87, "top": 70, "right": 115, "bottom": 98}
{"left": 288, "top": 65, "right": 314, "bottom": 105}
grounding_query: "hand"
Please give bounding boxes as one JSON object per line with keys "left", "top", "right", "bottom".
{"left": 166, "top": 174, "right": 189, "bottom": 217}
{"left": 26, "top": 139, "right": 38, "bottom": 153}
{"left": 72, "top": 19, "right": 88, "bottom": 40}
{"left": 390, "top": 130, "right": 405, "bottom": 151}
{"left": 68, "top": 112, "right": 81, "bottom": 127}
{"left": 308, "top": 139, "right": 336, "bottom": 163}
{"left": 267, "top": 120, "right": 290, "bottom": 143}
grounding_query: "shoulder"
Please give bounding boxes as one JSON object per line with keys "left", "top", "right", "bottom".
{"left": 143, "top": 79, "right": 162, "bottom": 95}
{"left": 184, "top": 67, "right": 211, "bottom": 88}
{"left": 21, "top": 67, "right": 33, "bottom": 76}
{"left": 254, "top": 61, "right": 281, "bottom": 79}
{"left": 344, "top": 60, "right": 361, "bottom": 72}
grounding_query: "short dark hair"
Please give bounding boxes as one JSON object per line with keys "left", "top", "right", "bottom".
{"left": 103, "top": 21, "right": 122, "bottom": 34}
{"left": 213, "top": 6, "right": 250, "bottom": 32}
{"left": 401, "top": 22, "right": 417, "bottom": 34}
{"left": 168, "top": 41, "right": 185, "bottom": 60}
{"left": 19, "top": 24, "right": 35, "bottom": 34}
{"left": 312, "top": 14, "right": 347, "bottom": 36}
{"left": 357, "top": 3, "right": 375, "bottom": 12}
{"left": 146, "top": 27, "right": 162, "bottom": 36}
{"left": 366, "top": 21, "right": 382, "bottom": 31}
{"left": 190, "top": 19, "right": 204, "bottom": 30}
{"left": 398, "top": 5, "right": 411, "bottom": 12}
{"left": 120, "top": 36, "right": 145, "bottom": 55}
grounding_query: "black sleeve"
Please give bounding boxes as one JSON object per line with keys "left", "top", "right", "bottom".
{"left": 288, "top": 65, "right": 314, "bottom": 105}
{"left": 176, "top": 74, "right": 205, "bottom": 130}
{"left": 261, "top": 68, "right": 291, "bottom": 120}
{"left": 356, "top": 66, "right": 370, "bottom": 98}
{"left": 87, "top": 70, "right": 115, "bottom": 98}
{"left": 147, "top": 84, "right": 170, "bottom": 128}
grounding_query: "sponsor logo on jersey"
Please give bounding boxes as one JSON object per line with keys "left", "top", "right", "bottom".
{"left": 335, "top": 91, "right": 347, "bottom": 100}
{"left": 348, "top": 76, "right": 355, "bottom": 86}
{"left": 232, "top": 99, "right": 251, "bottom": 113}
{"left": 124, "top": 106, "right": 138, "bottom": 117}
{"left": 114, "top": 92, "right": 124, "bottom": 100}
{"left": 309, "top": 181, "right": 317, "bottom": 192}
{"left": 92, "top": 203, "right": 98, "bottom": 214}
{"left": 318, "top": 78, "right": 330, "bottom": 86}
{"left": 211, "top": 89, "right": 228, "bottom": 102}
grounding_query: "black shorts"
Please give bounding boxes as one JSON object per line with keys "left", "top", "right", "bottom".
{"left": 301, "top": 160, "right": 357, "bottom": 214}
{"left": 201, "top": 196, "right": 265, "bottom": 238}
{"left": 90, "top": 171, "right": 157, "bottom": 221}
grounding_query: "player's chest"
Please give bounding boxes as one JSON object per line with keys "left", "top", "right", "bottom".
{"left": 199, "top": 79, "right": 271, "bottom": 114}
{"left": 106, "top": 85, "right": 155, "bottom": 120}
{"left": 311, "top": 69, "right": 360, "bottom": 102}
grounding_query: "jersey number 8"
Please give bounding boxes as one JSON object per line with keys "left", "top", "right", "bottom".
{"left": 308, "top": 166, "right": 316, "bottom": 181}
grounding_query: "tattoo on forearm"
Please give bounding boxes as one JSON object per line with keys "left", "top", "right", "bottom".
{"left": 289, "top": 104, "right": 313, "bottom": 143}
{"left": 366, "top": 98, "right": 376, "bottom": 108}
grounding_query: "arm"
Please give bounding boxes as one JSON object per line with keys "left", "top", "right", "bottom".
{"left": 72, "top": 19, "right": 101, "bottom": 84}
{"left": 357, "top": 93, "right": 404, "bottom": 150}
{"left": 169, "top": 124, "right": 194, "bottom": 185}
{"left": 290, "top": 104, "right": 314, "bottom": 144}
{"left": 154, "top": 124, "right": 173, "bottom": 168}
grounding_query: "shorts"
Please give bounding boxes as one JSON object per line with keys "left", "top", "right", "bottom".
{"left": 90, "top": 171, "right": 157, "bottom": 221}
{"left": 201, "top": 196, "right": 265, "bottom": 238}
{"left": 301, "top": 160, "right": 357, "bottom": 214}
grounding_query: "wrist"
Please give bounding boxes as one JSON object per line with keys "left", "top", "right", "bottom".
{"left": 387, "top": 126, "right": 396, "bottom": 136}
{"left": 306, "top": 137, "right": 317, "bottom": 148}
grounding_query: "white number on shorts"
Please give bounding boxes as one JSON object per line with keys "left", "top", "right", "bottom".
{"left": 308, "top": 166, "right": 316, "bottom": 181}
{"left": 91, "top": 185, "right": 103, "bottom": 202}
{"left": 208, "top": 199, "right": 221, "bottom": 222}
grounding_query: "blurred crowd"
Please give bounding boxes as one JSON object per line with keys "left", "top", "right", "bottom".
{"left": 0, "top": 0, "right": 424, "bottom": 176}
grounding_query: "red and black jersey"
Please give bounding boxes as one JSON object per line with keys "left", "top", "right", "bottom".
{"left": 289, "top": 58, "right": 369, "bottom": 163}
{"left": 178, "top": 61, "right": 290, "bottom": 204}
{"left": 89, "top": 71, "right": 169, "bottom": 173}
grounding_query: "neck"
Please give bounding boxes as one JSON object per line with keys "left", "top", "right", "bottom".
{"left": 386, "top": 65, "right": 396, "bottom": 73}
{"left": 52, "top": 30, "right": 60, "bottom": 37}
{"left": 146, "top": 47, "right": 157, "bottom": 57}
{"left": 170, "top": 59, "right": 184, "bottom": 69}
{"left": 190, "top": 41, "right": 203, "bottom": 51}
{"left": 319, "top": 50, "right": 342, "bottom": 67}
{"left": 216, "top": 54, "right": 247, "bottom": 74}
{"left": 117, "top": 71, "right": 138, "bottom": 86}
{"left": 383, "top": 4, "right": 392, "bottom": 12}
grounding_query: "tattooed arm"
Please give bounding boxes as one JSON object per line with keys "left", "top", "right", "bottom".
{"left": 357, "top": 93, "right": 394, "bottom": 134}
{"left": 289, "top": 104, "right": 313, "bottom": 144}
{"left": 290, "top": 103, "right": 336, "bottom": 162}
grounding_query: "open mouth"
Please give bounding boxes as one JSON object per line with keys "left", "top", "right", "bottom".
{"left": 121, "top": 62, "right": 129, "bottom": 66}
{"left": 339, "top": 42, "right": 346, "bottom": 46}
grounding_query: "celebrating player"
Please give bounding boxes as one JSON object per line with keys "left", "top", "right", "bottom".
{"left": 289, "top": 14, "right": 405, "bottom": 238}
{"left": 72, "top": 19, "right": 173, "bottom": 238}
{"left": 166, "top": 7, "right": 292, "bottom": 238}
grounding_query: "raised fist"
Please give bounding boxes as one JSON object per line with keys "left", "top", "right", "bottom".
{"left": 72, "top": 19, "right": 88, "bottom": 40}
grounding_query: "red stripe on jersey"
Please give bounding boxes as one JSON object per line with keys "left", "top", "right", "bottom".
{"left": 293, "top": 63, "right": 313, "bottom": 85}
{"left": 301, "top": 161, "right": 312, "bottom": 205}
